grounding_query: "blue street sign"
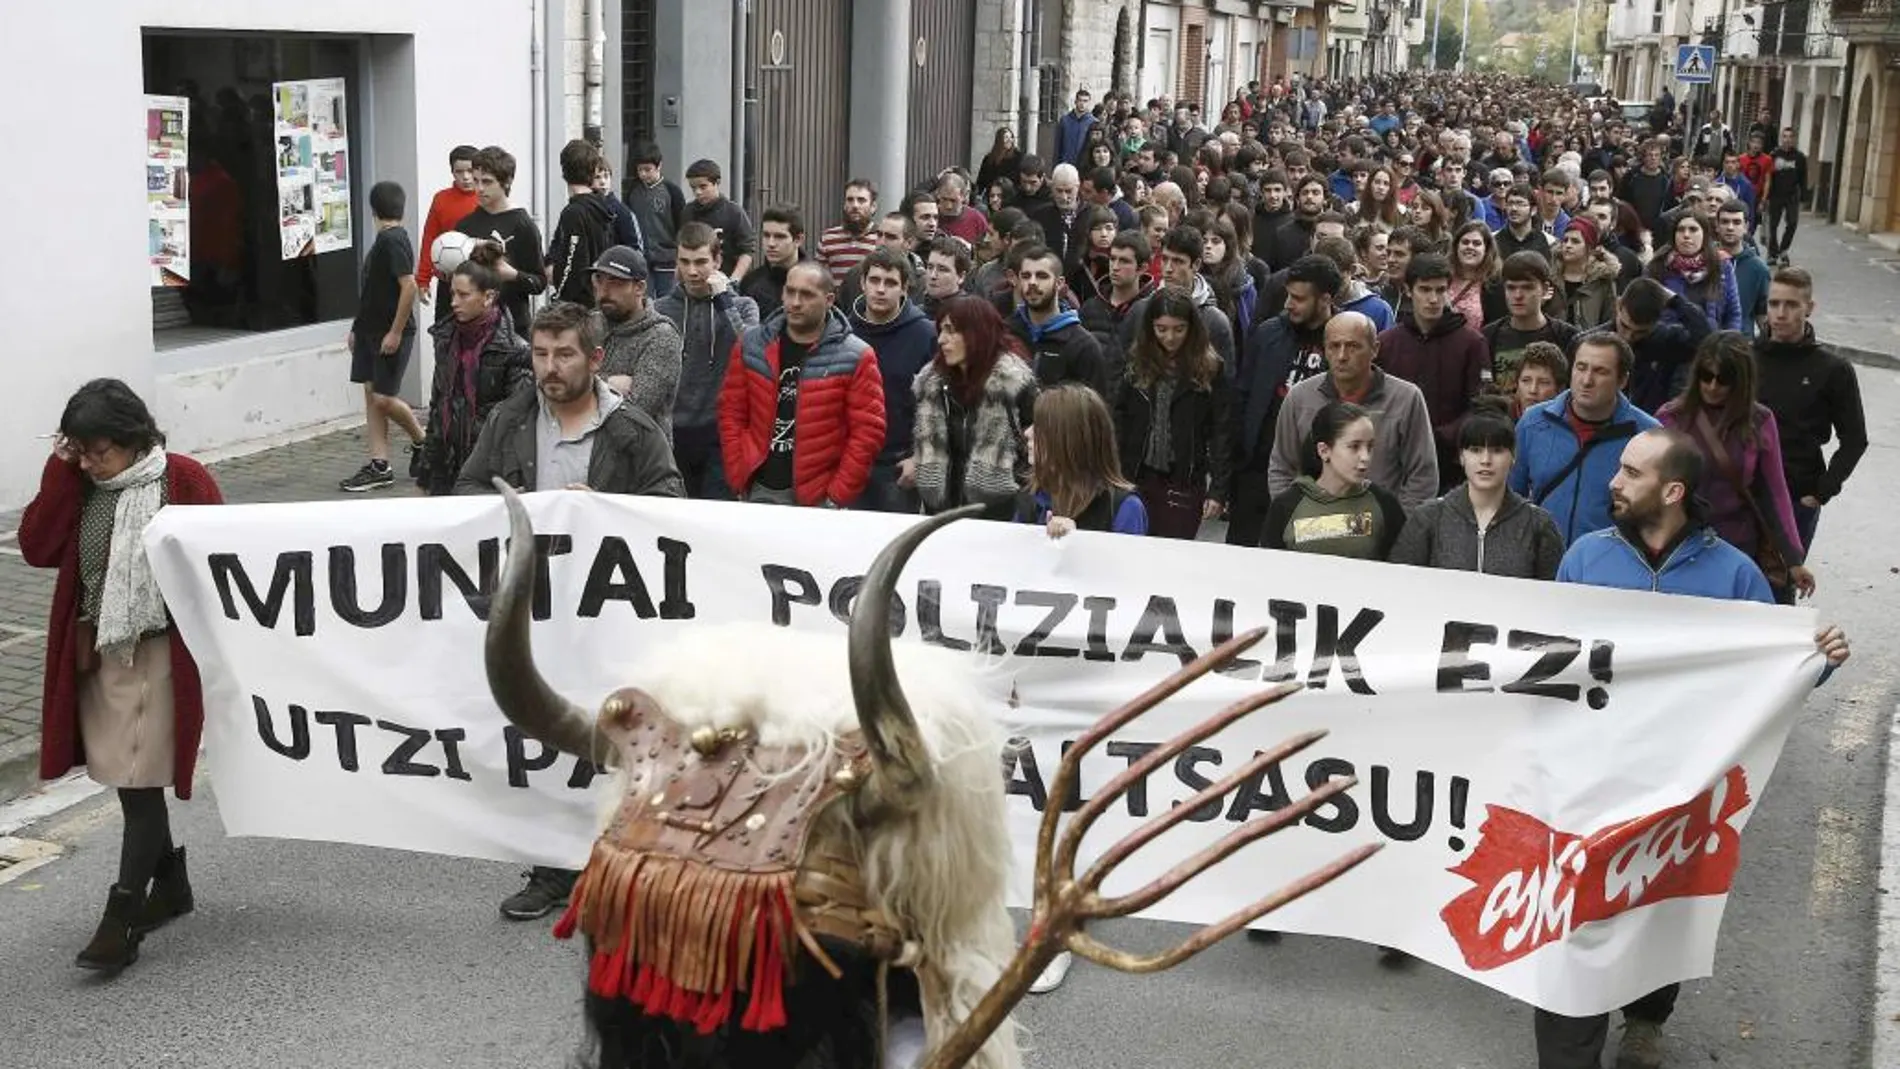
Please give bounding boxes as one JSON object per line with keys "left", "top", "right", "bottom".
{"left": 1676, "top": 44, "right": 1715, "bottom": 84}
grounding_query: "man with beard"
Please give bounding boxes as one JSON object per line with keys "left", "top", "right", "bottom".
{"left": 1263, "top": 175, "right": 1326, "bottom": 273}
{"left": 1617, "top": 140, "right": 1675, "bottom": 234}
{"left": 1251, "top": 169, "right": 1294, "bottom": 267}
{"left": 590, "top": 246, "right": 682, "bottom": 440}
{"left": 457, "top": 300, "right": 682, "bottom": 918}
{"left": 817, "top": 179, "right": 879, "bottom": 285}
{"left": 1541, "top": 427, "right": 1851, "bottom": 1069}
{"left": 739, "top": 206, "right": 808, "bottom": 319}
{"left": 719, "top": 262, "right": 885, "bottom": 506}
{"left": 1228, "top": 253, "right": 1340, "bottom": 545}
{"left": 655, "top": 222, "right": 760, "bottom": 499}
{"left": 1078, "top": 229, "right": 1156, "bottom": 406}
{"left": 849, "top": 248, "right": 937, "bottom": 513}
{"left": 1006, "top": 245, "right": 1108, "bottom": 394}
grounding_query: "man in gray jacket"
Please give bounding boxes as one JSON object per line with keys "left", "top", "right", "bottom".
{"left": 654, "top": 221, "right": 760, "bottom": 499}
{"left": 589, "top": 246, "right": 681, "bottom": 442}
{"left": 1266, "top": 311, "right": 1439, "bottom": 509}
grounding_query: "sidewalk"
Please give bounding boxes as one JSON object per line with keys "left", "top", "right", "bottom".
{"left": 0, "top": 430, "right": 413, "bottom": 799}
{"left": 1797, "top": 216, "right": 1900, "bottom": 370}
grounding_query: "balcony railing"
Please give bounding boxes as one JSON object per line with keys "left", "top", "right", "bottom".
{"left": 1830, "top": 0, "right": 1900, "bottom": 40}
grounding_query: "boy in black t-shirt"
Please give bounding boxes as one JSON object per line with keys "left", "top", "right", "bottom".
{"left": 341, "top": 181, "right": 426, "bottom": 492}
{"left": 455, "top": 145, "right": 547, "bottom": 340}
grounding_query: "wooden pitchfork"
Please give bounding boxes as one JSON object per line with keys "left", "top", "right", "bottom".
{"left": 915, "top": 627, "right": 1383, "bottom": 1069}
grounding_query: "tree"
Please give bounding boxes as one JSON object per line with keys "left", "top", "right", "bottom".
{"left": 1412, "top": 0, "right": 1497, "bottom": 70}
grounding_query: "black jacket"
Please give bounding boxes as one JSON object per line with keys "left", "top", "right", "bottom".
{"left": 419, "top": 310, "right": 532, "bottom": 496}
{"left": 454, "top": 385, "right": 685, "bottom": 498}
{"left": 1233, "top": 313, "right": 1328, "bottom": 470}
{"left": 1263, "top": 215, "right": 1316, "bottom": 273}
{"left": 1114, "top": 369, "right": 1237, "bottom": 503}
{"left": 1006, "top": 304, "right": 1109, "bottom": 396}
{"left": 1078, "top": 278, "right": 1157, "bottom": 409}
{"left": 1584, "top": 294, "right": 1710, "bottom": 413}
{"left": 1755, "top": 328, "right": 1869, "bottom": 502}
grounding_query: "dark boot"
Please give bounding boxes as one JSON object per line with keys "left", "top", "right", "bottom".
{"left": 74, "top": 885, "right": 145, "bottom": 973}
{"left": 135, "top": 846, "right": 194, "bottom": 934}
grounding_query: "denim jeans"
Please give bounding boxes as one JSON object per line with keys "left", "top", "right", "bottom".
{"left": 859, "top": 462, "right": 922, "bottom": 514}
{"left": 1791, "top": 499, "right": 1820, "bottom": 554}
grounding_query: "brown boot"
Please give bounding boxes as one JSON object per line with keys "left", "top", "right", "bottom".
{"left": 75, "top": 885, "right": 145, "bottom": 973}
{"left": 134, "top": 846, "right": 194, "bottom": 934}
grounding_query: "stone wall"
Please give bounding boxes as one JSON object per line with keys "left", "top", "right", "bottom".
{"left": 971, "top": 0, "right": 1028, "bottom": 167}
{"left": 1062, "top": 0, "right": 1134, "bottom": 99}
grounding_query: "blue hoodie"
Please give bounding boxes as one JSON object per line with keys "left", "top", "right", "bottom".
{"left": 1509, "top": 391, "right": 1661, "bottom": 546}
{"left": 1558, "top": 524, "right": 1772, "bottom": 602}
{"left": 848, "top": 297, "right": 937, "bottom": 464}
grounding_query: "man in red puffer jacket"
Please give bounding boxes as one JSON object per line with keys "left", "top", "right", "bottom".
{"left": 719, "top": 261, "right": 886, "bottom": 506}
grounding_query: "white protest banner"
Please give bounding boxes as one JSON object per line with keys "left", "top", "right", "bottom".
{"left": 144, "top": 493, "right": 1823, "bottom": 1017}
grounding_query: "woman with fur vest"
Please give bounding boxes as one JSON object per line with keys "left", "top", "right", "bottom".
{"left": 911, "top": 295, "right": 1038, "bottom": 518}
{"left": 1551, "top": 217, "right": 1621, "bottom": 330}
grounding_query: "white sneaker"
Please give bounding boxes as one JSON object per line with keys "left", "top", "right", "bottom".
{"left": 1029, "top": 950, "right": 1073, "bottom": 994}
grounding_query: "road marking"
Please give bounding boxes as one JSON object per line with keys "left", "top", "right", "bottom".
{"left": 0, "top": 771, "right": 106, "bottom": 838}
{"left": 1808, "top": 805, "right": 1862, "bottom": 920}
{"left": 0, "top": 836, "right": 63, "bottom": 886}
{"left": 1827, "top": 674, "right": 1889, "bottom": 757}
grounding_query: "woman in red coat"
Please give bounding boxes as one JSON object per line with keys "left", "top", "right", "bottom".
{"left": 18, "top": 379, "right": 222, "bottom": 974}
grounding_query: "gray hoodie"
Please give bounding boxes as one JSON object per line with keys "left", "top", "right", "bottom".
{"left": 598, "top": 305, "right": 684, "bottom": 442}
{"left": 1388, "top": 486, "right": 1565, "bottom": 579}
{"left": 654, "top": 287, "right": 761, "bottom": 433}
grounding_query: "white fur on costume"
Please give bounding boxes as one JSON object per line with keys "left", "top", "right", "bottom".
{"left": 609, "top": 622, "right": 1024, "bottom": 1069}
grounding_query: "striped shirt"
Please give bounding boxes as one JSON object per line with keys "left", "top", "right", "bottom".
{"left": 817, "top": 225, "right": 878, "bottom": 285}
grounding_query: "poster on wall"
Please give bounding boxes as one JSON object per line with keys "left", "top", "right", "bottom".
{"left": 273, "top": 77, "right": 352, "bottom": 260}
{"left": 145, "top": 94, "right": 190, "bottom": 286}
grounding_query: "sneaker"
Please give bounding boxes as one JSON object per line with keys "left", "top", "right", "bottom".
{"left": 1244, "top": 928, "right": 1281, "bottom": 944}
{"left": 1614, "top": 1018, "right": 1665, "bottom": 1069}
{"left": 1029, "top": 950, "right": 1072, "bottom": 994}
{"left": 340, "top": 462, "right": 395, "bottom": 493}
{"left": 406, "top": 441, "right": 426, "bottom": 481}
{"left": 500, "top": 867, "right": 576, "bottom": 921}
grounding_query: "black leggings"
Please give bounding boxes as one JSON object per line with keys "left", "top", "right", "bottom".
{"left": 117, "top": 787, "right": 174, "bottom": 889}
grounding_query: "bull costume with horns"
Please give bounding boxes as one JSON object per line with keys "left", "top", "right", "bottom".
{"left": 485, "top": 481, "right": 1379, "bottom": 1069}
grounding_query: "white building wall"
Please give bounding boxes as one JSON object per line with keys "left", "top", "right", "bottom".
{"left": 0, "top": 1, "right": 539, "bottom": 509}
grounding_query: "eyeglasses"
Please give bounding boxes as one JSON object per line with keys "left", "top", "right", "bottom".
{"left": 1697, "top": 368, "right": 1734, "bottom": 386}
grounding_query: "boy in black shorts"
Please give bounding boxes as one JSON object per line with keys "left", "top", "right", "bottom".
{"left": 342, "top": 181, "right": 426, "bottom": 491}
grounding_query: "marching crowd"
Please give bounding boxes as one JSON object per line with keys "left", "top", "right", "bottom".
{"left": 17, "top": 66, "right": 1870, "bottom": 1069}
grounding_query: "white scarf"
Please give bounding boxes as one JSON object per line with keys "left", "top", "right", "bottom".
{"left": 93, "top": 449, "right": 170, "bottom": 663}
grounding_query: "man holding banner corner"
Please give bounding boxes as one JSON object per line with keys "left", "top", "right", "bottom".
{"left": 1535, "top": 425, "right": 1850, "bottom": 1069}
{"left": 455, "top": 299, "right": 684, "bottom": 920}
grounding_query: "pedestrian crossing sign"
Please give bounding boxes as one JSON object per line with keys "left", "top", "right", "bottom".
{"left": 1676, "top": 44, "right": 1715, "bottom": 84}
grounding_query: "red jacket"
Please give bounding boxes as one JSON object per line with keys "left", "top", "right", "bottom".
{"left": 719, "top": 309, "right": 886, "bottom": 506}
{"left": 417, "top": 185, "right": 482, "bottom": 290}
{"left": 17, "top": 453, "right": 222, "bottom": 798}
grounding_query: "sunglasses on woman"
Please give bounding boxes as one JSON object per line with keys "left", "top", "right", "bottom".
{"left": 1698, "top": 367, "right": 1734, "bottom": 386}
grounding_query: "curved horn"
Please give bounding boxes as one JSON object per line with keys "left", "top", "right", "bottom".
{"left": 485, "top": 478, "right": 601, "bottom": 761}
{"left": 848, "top": 504, "right": 985, "bottom": 805}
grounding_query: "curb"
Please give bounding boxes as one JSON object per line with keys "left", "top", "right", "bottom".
{"left": 1832, "top": 343, "right": 1900, "bottom": 372}
{"left": 1878, "top": 707, "right": 1900, "bottom": 1069}
{"left": 0, "top": 735, "right": 40, "bottom": 805}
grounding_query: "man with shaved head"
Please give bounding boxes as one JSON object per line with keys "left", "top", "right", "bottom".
{"left": 1266, "top": 309, "right": 1439, "bottom": 509}
{"left": 1539, "top": 424, "right": 1853, "bottom": 1069}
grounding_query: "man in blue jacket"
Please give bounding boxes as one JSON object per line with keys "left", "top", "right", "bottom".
{"left": 1053, "top": 89, "right": 1098, "bottom": 169}
{"left": 1510, "top": 334, "right": 1661, "bottom": 545}
{"left": 1536, "top": 426, "right": 1852, "bottom": 1069}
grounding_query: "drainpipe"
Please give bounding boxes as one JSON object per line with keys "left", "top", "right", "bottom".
{"left": 1827, "top": 43, "right": 1856, "bottom": 221}
{"left": 585, "top": 0, "right": 605, "bottom": 144}
{"left": 734, "top": 0, "right": 754, "bottom": 217}
{"left": 530, "top": 0, "right": 548, "bottom": 226}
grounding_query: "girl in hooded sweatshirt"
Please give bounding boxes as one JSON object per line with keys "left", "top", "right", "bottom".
{"left": 1389, "top": 399, "right": 1566, "bottom": 578}
{"left": 1261, "top": 401, "right": 1407, "bottom": 559}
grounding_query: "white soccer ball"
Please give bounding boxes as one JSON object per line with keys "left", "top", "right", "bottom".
{"left": 432, "top": 230, "right": 478, "bottom": 274}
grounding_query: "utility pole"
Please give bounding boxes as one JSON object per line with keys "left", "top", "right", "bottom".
{"left": 1567, "top": 0, "right": 1584, "bottom": 84}
{"left": 1458, "top": 0, "right": 1472, "bottom": 71}
{"left": 1432, "top": 0, "right": 1443, "bottom": 70}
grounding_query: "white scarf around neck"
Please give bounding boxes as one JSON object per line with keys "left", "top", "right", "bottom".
{"left": 93, "top": 449, "right": 170, "bottom": 663}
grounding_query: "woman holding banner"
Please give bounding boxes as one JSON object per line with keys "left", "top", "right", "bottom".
{"left": 1015, "top": 383, "right": 1149, "bottom": 537}
{"left": 17, "top": 379, "right": 223, "bottom": 974}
